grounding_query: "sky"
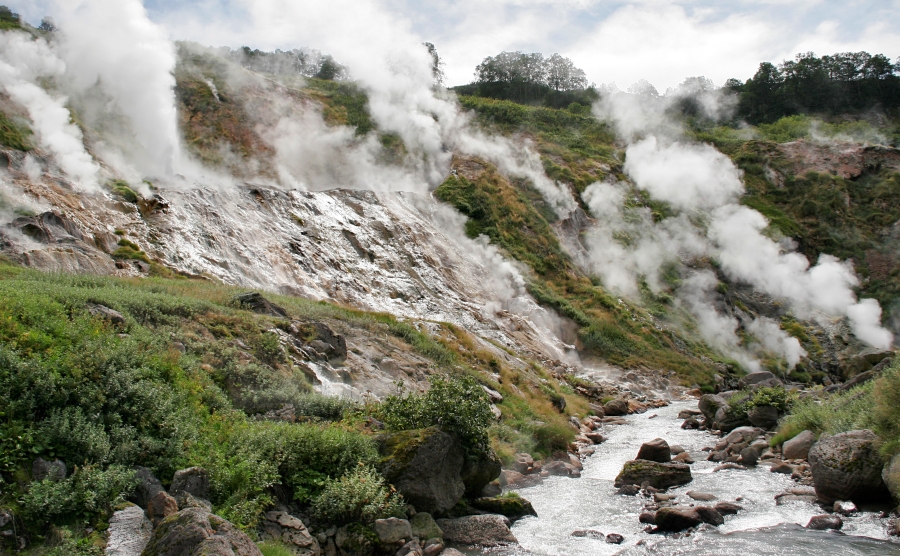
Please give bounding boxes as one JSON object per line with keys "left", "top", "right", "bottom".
{"left": 8, "top": 0, "right": 900, "bottom": 91}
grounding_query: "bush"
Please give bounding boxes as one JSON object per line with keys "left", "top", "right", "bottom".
{"left": 310, "top": 465, "right": 405, "bottom": 525}
{"left": 531, "top": 422, "right": 573, "bottom": 455}
{"left": 377, "top": 374, "right": 492, "bottom": 455}
{"left": 21, "top": 465, "right": 138, "bottom": 523}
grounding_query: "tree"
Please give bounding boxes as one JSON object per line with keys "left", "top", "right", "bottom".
{"left": 546, "top": 53, "right": 588, "bottom": 91}
{"left": 38, "top": 17, "right": 56, "bottom": 32}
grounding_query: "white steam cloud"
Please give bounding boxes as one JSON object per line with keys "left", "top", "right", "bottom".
{"left": 0, "top": 32, "right": 100, "bottom": 189}
{"left": 53, "top": 0, "right": 179, "bottom": 176}
{"left": 584, "top": 87, "right": 893, "bottom": 369}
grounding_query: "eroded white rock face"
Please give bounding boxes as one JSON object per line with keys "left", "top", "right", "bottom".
{"left": 106, "top": 505, "right": 152, "bottom": 556}
{"left": 2, "top": 157, "right": 577, "bottom": 397}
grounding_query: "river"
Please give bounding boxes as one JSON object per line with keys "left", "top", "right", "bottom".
{"left": 471, "top": 400, "right": 900, "bottom": 555}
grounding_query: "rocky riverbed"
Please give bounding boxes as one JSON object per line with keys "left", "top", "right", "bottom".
{"left": 475, "top": 400, "right": 900, "bottom": 556}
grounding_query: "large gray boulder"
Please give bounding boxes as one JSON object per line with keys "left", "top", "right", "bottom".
{"left": 698, "top": 394, "right": 727, "bottom": 423}
{"left": 603, "top": 399, "right": 629, "bottom": 417}
{"left": 614, "top": 460, "right": 692, "bottom": 490}
{"left": 106, "top": 505, "right": 152, "bottom": 556}
{"left": 374, "top": 518, "right": 412, "bottom": 544}
{"left": 739, "top": 371, "right": 782, "bottom": 389}
{"left": 378, "top": 427, "right": 465, "bottom": 514}
{"left": 747, "top": 405, "right": 779, "bottom": 430}
{"left": 169, "top": 467, "right": 209, "bottom": 500}
{"left": 409, "top": 512, "right": 443, "bottom": 542}
{"left": 808, "top": 430, "right": 890, "bottom": 504}
{"left": 842, "top": 348, "right": 894, "bottom": 379}
{"left": 131, "top": 466, "right": 164, "bottom": 509}
{"left": 461, "top": 450, "right": 502, "bottom": 498}
{"left": 436, "top": 515, "right": 517, "bottom": 545}
{"left": 882, "top": 452, "right": 900, "bottom": 502}
{"left": 636, "top": 438, "right": 671, "bottom": 463}
{"left": 783, "top": 430, "right": 815, "bottom": 460}
{"left": 141, "top": 507, "right": 262, "bottom": 556}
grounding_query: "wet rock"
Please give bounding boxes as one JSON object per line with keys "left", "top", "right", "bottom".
{"left": 808, "top": 430, "right": 890, "bottom": 504}
{"left": 87, "top": 303, "right": 126, "bottom": 326}
{"left": 605, "top": 533, "right": 624, "bottom": 544}
{"left": 141, "top": 507, "right": 262, "bottom": 556}
{"left": 106, "top": 505, "right": 153, "bottom": 556}
{"left": 833, "top": 500, "right": 858, "bottom": 515}
{"left": 543, "top": 459, "right": 581, "bottom": 478}
{"left": 470, "top": 496, "right": 537, "bottom": 522}
{"left": 783, "top": 430, "right": 815, "bottom": 460}
{"left": 603, "top": 398, "right": 629, "bottom": 417}
{"left": 615, "top": 485, "right": 641, "bottom": 496}
{"left": 378, "top": 427, "right": 465, "bottom": 514}
{"left": 513, "top": 453, "right": 534, "bottom": 474}
{"left": 233, "top": 292, "right": 287, "bottom": 317}
{"left": 673, "top": 452, "right": 695, "bottom": 464}
{"left": 147, "top": 491, "right": 178, "bottom": 527}
{"left": 714, "top": 502, "right": 742, "bottom": 515}
{"left": 653, "top": 493, "right": 675, "bottom": 502}
{"left": 32, "top": 458, "right": 66, "bottom": 482}
{"left": 806, "top": 514, "right": 843, "bottom": 530}
{"left": 669, "top": 445, "right": 685, "bottom": 455}
{"left": 374, "top": 517, "right": 412, "bottom": 544}
{"left": 681, "top": 418, "right": 701, "bottom": 430}
{"left": 409, "top": 512, "right": 442, "bottom": 542}
{"left": 770, "top": 462, "right": 795, "bottom": 474}
{"left": 698, "top": 394, "right": 728, "bottom": 422}
{"left": 747, "top": 405, "right": 779, "bottom": 430}
{"left": 436, "top": 514, "right": 517, "bottom": 545}
{"left": 713, "top": 463, "right": 745, "bottom": 472}
{"left": 739, "top": 447, "right": 759, "bottom": 466}
{"left": 686, "top": 491, "right": 716, "bottom": 501}
{"left": 677, "top": 409, "right": 702, "bottom": 420}
{"left": 421, "top": 538, "right": 444, "bottom": 556}
{"left": 639, "top": 512, "right": 656, "bottom": 524}
{"left": 614, "top": 460, "right": 692, "bottom": 490}
{"left": 585, "top": 432, "right": 606, "bottom": 444}
{"left": 695, "top": 506, "right": 724, "bottom": 526}
{"left": 636, "top": 438, "right": 671, "bottom": 463}
{"left": 170, "top": 467, "right": 209, "bottom": 500}
{"left": 571, "top": 529, "right": 604, "bottom": 539}
{"left": 499, "top": 469, "right": 541, "bottom": 488}
{"left": 131, "top": 466, "right": 164, "bottom": 508}
{"left": 654, "top": 507, "right": 703, "bottom": 531}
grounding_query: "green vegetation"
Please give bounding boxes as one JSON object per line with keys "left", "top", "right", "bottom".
{"left": 0, "top": 110, "right": 32, "bottom": 150}
{"left": 376, "top": 374, "right": 493, "bottom": 456}
{"left": 310, "top": 464, "right": 405, "bottom": 525}
{"left": 775, "top": 359, "right": 900, "bottom": 457}
{"left": 108, "top": 180, "right": 139, "bottom": 203}
{"left": 0, "top": 5, "right": 20, "bottom": 31}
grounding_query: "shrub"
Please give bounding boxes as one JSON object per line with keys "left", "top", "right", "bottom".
{"left": 531, "top": 422, "right": 573, "bottom": 456}
{"left": 377, "top": 374, "right": 492, "bottom": 456}
{"left": 310, "top": 465, "right": 405, "bottom": 525}
{"left": 21, "top": 465, "right": 138, "bottom": 523}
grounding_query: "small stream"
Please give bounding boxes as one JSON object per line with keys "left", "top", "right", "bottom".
{"left": 473, "top": 401, "right": 899, "bottom": 555}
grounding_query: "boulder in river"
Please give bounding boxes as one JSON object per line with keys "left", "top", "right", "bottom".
{"left": 698, "top": 394, "right": 728, "bottom": 422}
{"left": 471, "top": 495, "right": 537, "bottom": 522}
{"left": 614, "top": 460, "right": 692, "bottom": 490}
{"left": 694, "top": 506, "right": 724, "bottom": 526}
{"left": 808, "top": 429, "right": 890, "bottom": 504}
{"left": 605, "top": 533, "right": 624, "bottom": 544}
{"left": 783, "top": 430, "right": 815, "bottom": 460}
{"left": 714, "top": 502, "right": 742, "bottom": 515}
{"left": 636, "top": 438, "right": 671, "bottom": 463}
{"left": 436, "top": 514, "right": 517, "bottom": 545}
{"left": 378, "top": 427, "right": 465, "bottom": 514}
{"left": 603, "top": 398, "right": 629, "bottom": 416}
{"left": 686, "top": 491, "right": 716, "bottom": 501}
{"left": 653, "top": 507, "right": 703, "bottom": 531}
{"left": 807, "top": 514, "right": 843, "bottom": 530}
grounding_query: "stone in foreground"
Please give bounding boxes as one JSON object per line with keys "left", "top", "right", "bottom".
{"left": 614, "top": 460, "right": 692, "bottom": 490}
{"left": 106, "top": 505, "right": 152, "bottom": 556}
{"left": 436, "top": 514, "right": 517, "bottom": 546}
{"left": 807, "top": 514, "right": 843, "bottom": 530}
{"left": 141, "top": 507, "right": 262, "bottom": 556}
{"left": 808, "top": 430, "right": 890, "bottom": 504}
{"left": 636, "top": 438, "right": 671, "bottom": 463}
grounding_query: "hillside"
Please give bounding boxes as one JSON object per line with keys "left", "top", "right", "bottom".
{"left": 0, "top": 20, "right": 899, "bottom": 554}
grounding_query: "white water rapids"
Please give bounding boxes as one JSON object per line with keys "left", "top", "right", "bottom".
{"left": 470, "top": 401, "right": 899, "bottom": 556}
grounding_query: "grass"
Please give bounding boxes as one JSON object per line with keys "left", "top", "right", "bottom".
{"left": 0, "top": 110, "right": 32, "bottom": 151}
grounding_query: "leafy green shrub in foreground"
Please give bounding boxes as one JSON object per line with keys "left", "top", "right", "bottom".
{"left": 21, "top": 465, "right": 138, "bottom": 524}
{"left": 377, "top": 374, "right": 492, "bottom": 456}
{"left": 311, "top": 464, "right": 406, "bottom": 525}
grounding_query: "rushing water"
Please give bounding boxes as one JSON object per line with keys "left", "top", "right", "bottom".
{"left": 472, "top": 401, "right": 899, "bottom": 556}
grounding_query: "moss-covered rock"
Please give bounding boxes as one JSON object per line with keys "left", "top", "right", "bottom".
{"left": 470, "top": 495, "right": 537, "bottom": 522}
{"left": 613, "top": 460, "right": 692, "bottom": 490}
{"left": 808, "top": 429, "right": 890, "bottom": 504}
{"left": 461, "top": 450, "right": 502, "bottom": 498}
{"left": 378, "top": 427, "right": 465, "bottom": 514}
{"left": 141, "top": 507, "right": 262, "bottom": 556}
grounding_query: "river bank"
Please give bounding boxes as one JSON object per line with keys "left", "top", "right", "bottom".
{"left": 476, "top": 400, "right": 899, "bottom": 555}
